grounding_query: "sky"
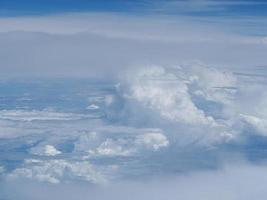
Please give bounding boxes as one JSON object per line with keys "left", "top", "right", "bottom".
{"left": 1, "top": 0, "right": 267, "bottom": 17}
{"left": 0, "top": 0, "right": 266, "bottom": 79}
{"left": 1, "top": 1, "right": 267, "bottom": 200}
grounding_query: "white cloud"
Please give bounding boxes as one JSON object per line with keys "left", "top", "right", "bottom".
{"left": 4, "top": 163, "right": 267, "bottom": 200}
{"left": 240, "top": 114, "right": 267, "bottom": 136}
{"left": 87, "top": 104, "right": 100, "bottom": 110}
{"left": 8, "top": 159, "right": 106, "bottom": 184}
{"left": 74, "top": 129, "right": 169, "bottom": 157}
{"left": 74, "top": 131, "right": 99, "bottom": 152}
{"left": 30, "top": 145, "right": 62, "bottom": 156}
{"left": 135, "top": 133, "right": 169, "bottom": 151}
{"left": 124, "top": 65, "right": 215, "bottom": 125}
{"left": 95, "top": 138, "right": 134, "bottom": 157}
{"left": 0, "top": 109, "right": 89, "bottom": 121}
{"left": 1, "top": 8, "right": 267, "bottom": 200}
{"left": 182, "top": 61, "right": 237, "bottom": 104}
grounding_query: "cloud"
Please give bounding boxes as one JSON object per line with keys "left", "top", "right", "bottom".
{"left": 94, "top": 138, "right": 134, "bottom": 156}
{"left": 8, "top": 159, "right": 107, "bottom": 184}
{"left": 30, "top": 145, "right": 62, "bottom": 156}
{"left": 3, "top": 163, "right": 267, "bottom": 200}
{"left": 0, "top": 109, "right": 90, "bottom": 121}
{"left": 1, "top": 9, "right": 267, "bottom": 200}
{"left": 135, "top": 132, "right": 169, "bottom": 151}
{"left": 0, "top": 13, "right": 266, "bottom": 78}
{"left": 87, "top": 104, "right": 100, "bottom": 110}
{"left": 1, "top": 59, "right": 267, "bottom": 199}
{"left": 74, "top": 129, "right": 169, "bottom": 157}
{"left": 111, "top": 63, "right": 240, "bottom": 145}
{"left": 123, "top": 65, "right": 215, "bottom": 125}
{"left": 240, "top": 114, "right": 267, "bottom": 136}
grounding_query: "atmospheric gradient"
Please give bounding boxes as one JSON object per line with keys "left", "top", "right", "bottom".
{"left": 1, "top": 1, "right": 267, "bottom": 199}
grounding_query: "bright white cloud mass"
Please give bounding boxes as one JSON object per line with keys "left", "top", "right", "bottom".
{"left": 1, "top": 4, "right": 267, "bottom": 200}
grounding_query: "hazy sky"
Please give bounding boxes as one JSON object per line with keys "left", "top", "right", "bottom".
{"left": 1, "top": 2, "right": 267, "bottom": 199}
{"left": 0, "top": 0, "right": 267, "bottom": 79}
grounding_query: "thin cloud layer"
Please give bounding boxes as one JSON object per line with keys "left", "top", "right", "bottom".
{"left": 0, "top": 13, "right": 266, "bottom": 78}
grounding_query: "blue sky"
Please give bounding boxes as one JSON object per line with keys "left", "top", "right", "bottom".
{"left": 0, "top": 0, "right": 267, "bottom": 17}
